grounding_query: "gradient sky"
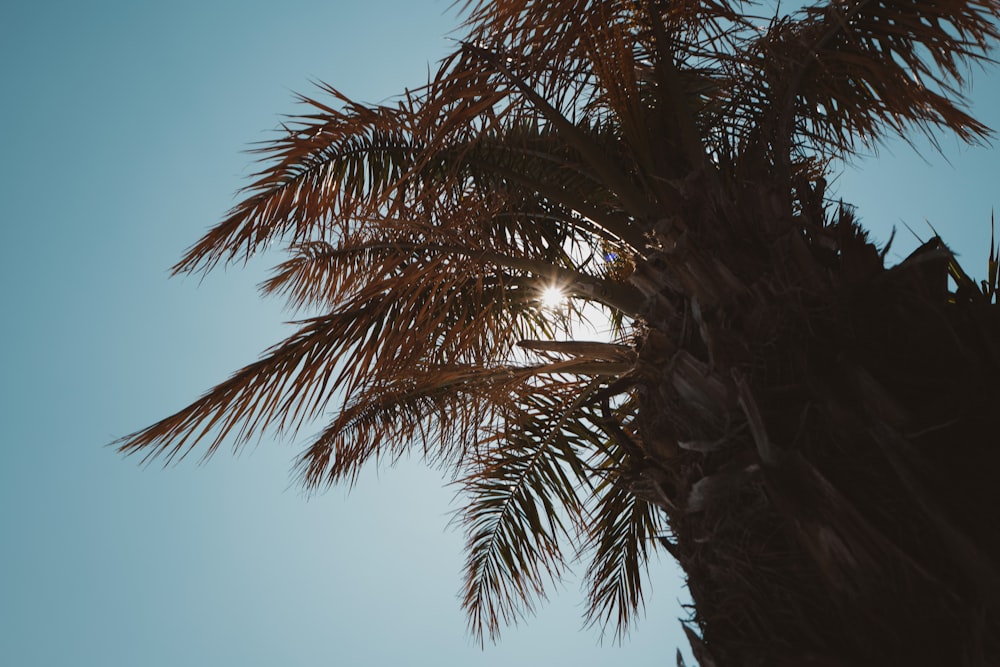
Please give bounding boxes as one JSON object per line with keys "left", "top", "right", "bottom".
{"left": 2, "top": 2, "right": 997, "bottom": 666}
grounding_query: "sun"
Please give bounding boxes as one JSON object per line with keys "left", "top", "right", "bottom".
{"left": 540, "top": 285, "right": 566, "bottom": 309}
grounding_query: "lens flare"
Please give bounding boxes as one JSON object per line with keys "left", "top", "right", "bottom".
{"left": 540, "top": 286, "right": 566, "bottom": 309}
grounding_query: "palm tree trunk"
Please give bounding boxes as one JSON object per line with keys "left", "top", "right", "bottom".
{"left": 628, "top": 179, "right": 1000, "bottom": 666}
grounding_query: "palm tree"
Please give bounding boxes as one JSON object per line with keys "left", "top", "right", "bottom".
{"left": 119, "top": 0, "right": 1000, "bottom": 663}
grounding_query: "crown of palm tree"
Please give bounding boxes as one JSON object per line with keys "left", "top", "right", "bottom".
{"left": 118, "top": 0, "right": 1000, "bottom": 644}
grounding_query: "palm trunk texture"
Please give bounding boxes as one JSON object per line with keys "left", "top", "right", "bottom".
{"left": 628, "top": 178, "right": 1000, "bottom": 665}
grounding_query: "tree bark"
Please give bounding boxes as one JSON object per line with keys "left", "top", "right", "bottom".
{"left": 628, "top": 180, "right": 1000, "bottom": 666}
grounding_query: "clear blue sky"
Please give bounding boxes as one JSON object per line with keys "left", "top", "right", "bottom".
{"left": 1, "top": 2, "right": 997, "bottom": 666}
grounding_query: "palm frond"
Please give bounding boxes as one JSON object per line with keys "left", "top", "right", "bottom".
{"left": 458, "top": 376, "right": 606, "bottom": 643}
{"left": 986, "top": 210, "right": 999, "bottom": 303}
{"left": 295, "top": 364, "right": 516, "bottom": 488}
{"left": 175, "top": 88, "right": 423, "bottom": 274}
{"left": 582, "top": 465, "right": 665, "bottom": 641}
{"left": 120, "top": 0, "right": 1000, "bottom": 653}
{"left": 768, "top": 0, "right": 999, "bottom": 156}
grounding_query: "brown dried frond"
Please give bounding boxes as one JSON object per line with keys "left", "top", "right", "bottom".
{"left": 762, "top": 0, "right": 999, "bottom": 155}
{"left": 174, "top": 89, "right": 420, "bottom": 274}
